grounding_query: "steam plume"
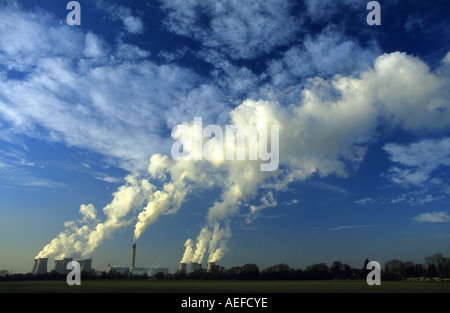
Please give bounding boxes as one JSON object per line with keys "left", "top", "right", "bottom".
{"left": 36, "top": 52, "right": 450, "bottom": 265}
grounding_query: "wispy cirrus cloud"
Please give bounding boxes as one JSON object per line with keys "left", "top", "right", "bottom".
{"left": 160, "top": 0, "right": 301, "bottom": 60}
{"left": 331, "top": 224, "right": 374, "bottom": 231}
{"left": 0, "top": 147, "right": 64, "bottom": 188}
{"left": 95, "top": 1, "right": 146, "bottom": 34}
{"left": 267, "top": 26, "right": 379, "bottom": 88}
{"left": 354, "top": 197, "right": 374, "bottom": 205}
{"left": 0, "top": 5, "right": 229, "bottom": 173}
{"left": 383, "top": 138, "right": 450, "bottom": 188}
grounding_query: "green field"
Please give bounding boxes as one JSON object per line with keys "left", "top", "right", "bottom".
{"left": 0, "top": 280, "right": 449, "bottom": 293}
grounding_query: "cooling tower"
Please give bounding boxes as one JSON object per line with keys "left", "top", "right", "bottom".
{"left": 62, "top": 258, "right": 73, "bottom": 274}
{"left": 207, "top": 262, "right": 215, "bottom": 272}
{"left": 53, "top": 260, "right": 64, "bottom": 273}
{"left": 31, "top": 259, "right": 38, "bottom": 274}
{"left": 190, "top": 263, "right": 198, "bottom": 272}
{"left": 131, "top": 243, "right": 136, "bottom": 268}
{"left": 79, "top": 259, "right": 92, "bottom": 272}
{"left": 178, "top": 263, "right": 187, "bottom": 273}
{"left": 35, "top": 258, "right": 48, "bottom": 274}
{"left": 191, "top": 263, "right": 202, "bottom": 272}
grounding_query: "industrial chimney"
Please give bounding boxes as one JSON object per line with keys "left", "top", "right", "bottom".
{"left": 131, "top": 243, "right": 136, "bottom": 269}
{"left": 35, "top": 258, "right": 48, "bottom": 274}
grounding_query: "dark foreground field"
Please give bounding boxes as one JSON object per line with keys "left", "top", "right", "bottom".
{"left": 1, "top": 280, "right": 449, "bottom": 293}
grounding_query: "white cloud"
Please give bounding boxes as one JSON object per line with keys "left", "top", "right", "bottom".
{"left": 413, "top": 211, "right": 450, "bottom": 223}
{"left": 94, "top": 175, "right": 122, "bottom": 184}
{"left": 282, "top": 199, "right": 300, "bottom": 206}
{"left": 383, "top": 138, "right": 450, "bottom": 187}
{"left": 331, "top": 225, "right": 374, "bottom": 231}
{"left": 160, "top": 0, "right": 300, "bottom": 59}
{"left": 304, "top": 0, "right": 360, "bottom": 22}
{"left": 0, "top": 147, "right": 64, "bottom": 188}
{"left": 355, "top": 197, "right": 373, "bottom": 205}
{"left": 444, "top": 52, "right": 450, "bottom": 64}
{"left": 122, "top": 15, "right": 145, "bottom": 34}
{"left": 391, "top": 191, "right": 443, "bottom": 206}
{"left": 0, "top": 6, "right": 229, "bottom": 173}
{"left": 115, "top": 41, "right": 151, "bottom": 60}
{"left": 96, "top": 2, "right": 145, "bottom": 34}
{"left": 79, "top": 204, "right": 98, "bottom": 221}
{"left": 83, "top": 32, "right": 109, "bottom": 58}
{"left": 267, "top": 26, "right": 379, "bottom": 87}
{"left": 0, "top": 5, "right": 83, "bottom": 71}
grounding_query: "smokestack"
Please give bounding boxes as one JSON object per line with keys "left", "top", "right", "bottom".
{"left": 31, "top": 259, "right": 38, "bottom": 274}
{"left": 131, "top": 243, "right": 136, "bottom": 268}
{"left": 207, "top": 262, "right": 215, "bottom": 272}
{"left": 53, "top": 260, "right": 64, "bottom": 273}
{"left": 179, "top": 262, "right": 187, "bottom": 273}
{"left": 35, "top": 258, "right": 48, "bottom": 274}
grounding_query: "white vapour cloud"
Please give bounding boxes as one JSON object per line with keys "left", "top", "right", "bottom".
{"left": 180, "top": 239, "right": 194, "bottom": 263}
{"left": 207, "top": 222, "right": 232, "bottom": 263}
{"left": 32, "top": 50, "right": 450, "bottom": 263}
{"left": 36, "top": 175, "right": 153, "bottom": 259}
{"left": 79, "top": 204, "right": 98, "bottom": 222}
{"left": 179, "top": 51, "right": 450, "bottom": 263}
{"left": 133, "top": 154, "right": 216, "bottom": 241}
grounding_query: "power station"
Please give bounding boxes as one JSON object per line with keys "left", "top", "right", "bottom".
{"left": 30, "top": 257, "right": 92, "bottom": 275}
{"left": 178, "top": 261, "right": 217, "bottom": 273}
{"left": 106, "top": 243, "right": 168, "bottom": 277}
{"left": 30, "top": 244, "right": 217, "bottom": 276}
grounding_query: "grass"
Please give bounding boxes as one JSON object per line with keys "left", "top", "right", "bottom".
{"left": 0, "top": 279, "right": 449, "bottom": 293}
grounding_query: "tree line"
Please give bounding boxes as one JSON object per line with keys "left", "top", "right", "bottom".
{"left": 176, "top": 252, "right": 450, "bottom": 281}
{"left": 1, "top": 252, "right": 448, "bottom": 281}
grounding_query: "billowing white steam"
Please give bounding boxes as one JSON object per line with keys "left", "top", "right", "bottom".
{"left": 36, "top": 175, "right": 153, "bottom": 259}
{"left": 178, "top": 51, "right": 450, "bottom": 265}
{"left": 36, "top": 51, "right": 450, "bottom": 264}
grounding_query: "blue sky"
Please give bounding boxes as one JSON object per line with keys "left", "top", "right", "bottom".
{"left": 0, "top": 0, "right": 449, "bottom": 274}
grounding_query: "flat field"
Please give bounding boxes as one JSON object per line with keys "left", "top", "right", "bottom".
{"left": 0, "top": 280, "right": 449, "bottom": 293}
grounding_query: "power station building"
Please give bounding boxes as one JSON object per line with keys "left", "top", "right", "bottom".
{"left": 106, "top": 243, "right": 169, "bottom": 277}
{"left": 30, "top": 243, "right": 169, "bottom": 277}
